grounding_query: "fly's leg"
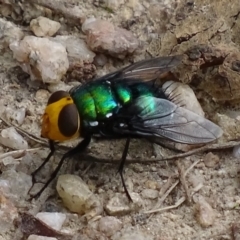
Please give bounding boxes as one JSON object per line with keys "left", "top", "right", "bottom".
{"left": 118, "top": 137, "right": 132, "bottom": 202}
{"left": 31, "top": 140, "right": 55, "bottom": 184}
{"left": 30, "top": 136, "right": 91, "bottom": 200}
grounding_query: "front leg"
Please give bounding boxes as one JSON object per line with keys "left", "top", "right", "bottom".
{"left": 30, "top": 136, "right": 91, "bottom": 200}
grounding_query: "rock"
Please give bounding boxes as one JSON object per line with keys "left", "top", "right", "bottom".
{"left": 30, "top": 16, "right": 61, "bottom": 37}
{"left": 105, "top": 193, "right": 143, "bottom": 216}
{"left": 93, "top": 54, "right": 108, "bottom": 67}
{"left": 97, "top": 0, "right": 124, "bottom": 11}
{"left": 1, "top": 169, "right": 32, "bottom": 200}
{"left": 141, "top": 189, "right": 159, "bottom": 200}
{"left": 195, "top": 196, "right": 215, "bottom": 227}
{"left": 0, "top": 188, "right": 18, "bottom": 234}
{"left": 49, "top": 35, "right": 96, "bottom": 82}
{"left": 82, "top": 18, "right": 140, "bottom": 59}
{"left": 0, "top": 18, "right": 24, "bottom": 50}
{"left": 162, "top": 81, "right": 205, "bottom": 117}
{"left": 47, "top": 82, "right": 72, "bottom": 93}
{"left": 35, "top": 89, "right": 50, "bottom": 103}
{"left": 0, "top": 127, "right": 28, "bottom": 150}
{"left": 9, "top": 36, "right": 69, "bottom": 83}
{"left": 98, "top": 216, "right": 122, "bottom": 237}
{"left": 35, "top": 212, "right": 66, "bottom": 231}
{"left": 56, "top": 174, "right": 103, "bottom": 220}
{"left": 0, "top": 4, "right": 13, "bottom": 17}
{"left": 28, "top": 236, "right": 58, "bottom": 240}
{"left": 50, "top": 35, "right": 96, "bottom": 67}
{"left": 203, "top": 152, "right": 220, "bottom": 168}
{"left": 114, "top": 231, "right": 154, "bottom": 240}
{"left": 232, "top": 223, "right": 240, "bottom": 240}
{"left": 233, "top": 144, "right": 240, "bottom": 159}
{"left": 4, "top": 107, "right": 26, "bottom": 125}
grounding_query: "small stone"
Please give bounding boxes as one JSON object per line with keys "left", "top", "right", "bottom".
{"left": 99, "top": 0, "right": 124, "bottom": 11}
{"left": 30, "top": 16, "right": 61, "bottom": 37}
{"left": 162, "top": 81, "right": 205, "bottom": 117}
{"left": 0, "top": 189, "right": 18, "bottom": 234}
{"left": 10, "top": 36, "right": 69, "bottom": 83}
{"left": 0, "top": 127, "right": 28, "bottom": 150}
{"left": 105, "top": 193, "right": 143, "bottom": 216}
{"left": 35, "top": 89, "right": 50, "bottom": 103}
{"left": 141, "top": 189, "right": 159, "bottom": 200}
{"left": 93, "top": 54, "right": 108, "bottom": 67}
{"left": 203, "top": 152, "right": 220, "bottom": 168}
{"left": 56, "top": 174, "right": 102, "bottom": 220}
{"left": 105, "top": 195, "right": 131, "bottom": 216}
{"left": 233, "top": 144, "right": 240, "bottom": 159}
{"left": 115, "top": 231, "right": 154, "bottom": 240}
{"left": 98, "top": 216, "right": 122, "bottom": 237}
{"left": 0, "top": 18, "right": 24, "bottom": 49}
{"left": 28, "top": 236, "right": 58, "bottom": 240}
{"left": 50, "top": 36, "right": 96, "bottom": 68}
{"left": 1, "top": 169, "right": 32, "bottom": 199}
{"left": 82, "top": 18, "right": 140, "bottom": 59}
{"left": 0, "top": 4, "right": 13, "bottom": 17}
{"left": 47, "top": 82, "right": 72, "bottom": 93}
{"left": 144, "top": 180, "right": 159, "bottom": 190}
{"left": 36, "top": 212, "right": 66, "bottom": 231}
{"left": 195, "top": 197, "right": 215, "bottom": 227}
{"left": 4, "top": 106, "right": 26, "bottom": 125}
{"left": 232, "top": 223, "right": 240, "bottom": 240}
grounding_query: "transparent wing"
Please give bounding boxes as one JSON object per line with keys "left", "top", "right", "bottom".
{"left": 115, "top": 96, "right": 223, "bottom": 144}
{"left": 95, "top": 55, "right": 182, "bottom": 83}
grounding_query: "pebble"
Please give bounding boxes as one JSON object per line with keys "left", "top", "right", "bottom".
{"left": 50, "top": 35, "right": 96, "bottom": 68}
{"left": 1, "top": 169, "right": 32, "bottom": 199}
{"left": 195, "top": 196, "right": 215, "bottom": 227}
{"left": 98, "top": 216, "right": 122, "bottom": 237}
{"left": 99, "top": 0, "right": 124, "bottom": 11}
{"left": 232, "top": 223, "right": 240, "bottom": 240}
{"left": 4, "top": 107, "right": 26, "bottom": 125}
{"left": 47, "top": 82, "right": 72, "bottom": 93}
{"left": 233, "top": 144, "right": 240, "bottom": 158}
{"left": 82, "top": 18, "right": 140, "bottom": 59}
{"left": 144, "top": 180, "right": 159, "bottom": 190}
{"left": 56, "top": 174, "right": 103, "bottom": 219}
{"left": 0, "top": 188, "right": 18, "bottom": 234}
{"left": 114, "top": 231, "right": 154, "bottom": 240}
{"left": 0, "top": 127, "right": 28, "bottom": 150}
{"left": 0, "top": 18, "right": 24, "bottom": 48}
{"left": 162, "top": 81, "right": 205, "bottom": 117}
{"left": 203, "top": 152, "right": 220, "bottom": 168}
{"left": 141, "top": 189, "right": 159, "bottom": 200}
{"left": 10, "top": 36, "right": 69, "bottom": 83}
{"left": 36, "top": 212, "right": 66, "bottom": 231}
{"left": 35, "top": 89, "right": 50, "bottom": 103}
{"left": 93, "top": 54, "right": 108, "bottom": 67}
{"left": 30, "top": 16, "right": 61, "bottom": 37}
{"left": 28, "top": 236, "right": 58, "bottom": 240}
{"left": 105, "top": 193, "right": 143, "bottom": 216}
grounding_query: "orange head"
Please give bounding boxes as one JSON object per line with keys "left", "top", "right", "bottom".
{"left": 41, "top": 91, "right": 80, "bottom": 142}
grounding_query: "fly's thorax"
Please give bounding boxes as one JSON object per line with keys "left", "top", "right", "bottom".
{"left": 41, "top": 90, "right": 80, "bottom": 142}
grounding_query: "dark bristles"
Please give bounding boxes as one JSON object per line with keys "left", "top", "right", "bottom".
{"left": 47, "top": 91, "right": 70, "bottom": 105}
{"left": 58, "top": 104, "right": 79, "bottom": 137}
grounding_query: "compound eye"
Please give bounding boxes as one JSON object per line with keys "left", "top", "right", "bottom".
{"left": 58, "top": 104, "right": 80, "bottom": 137}
{"left": 48, "top": 91, "right": 70, "bottom": 105}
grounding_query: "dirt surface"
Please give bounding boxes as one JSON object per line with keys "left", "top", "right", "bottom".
{"left": 1, "top": 0, "right": 240, "bottom": 240}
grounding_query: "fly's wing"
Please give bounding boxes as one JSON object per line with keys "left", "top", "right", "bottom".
{"left": 94, "top": 55, "right": 183, "bottom": 83}
{"left": 114, "top": 96, "right": 223, "bottom": 144}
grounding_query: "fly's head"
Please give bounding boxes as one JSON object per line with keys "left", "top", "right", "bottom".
{"left": 41, "top": 90, "right": 80, "bottom": 142}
